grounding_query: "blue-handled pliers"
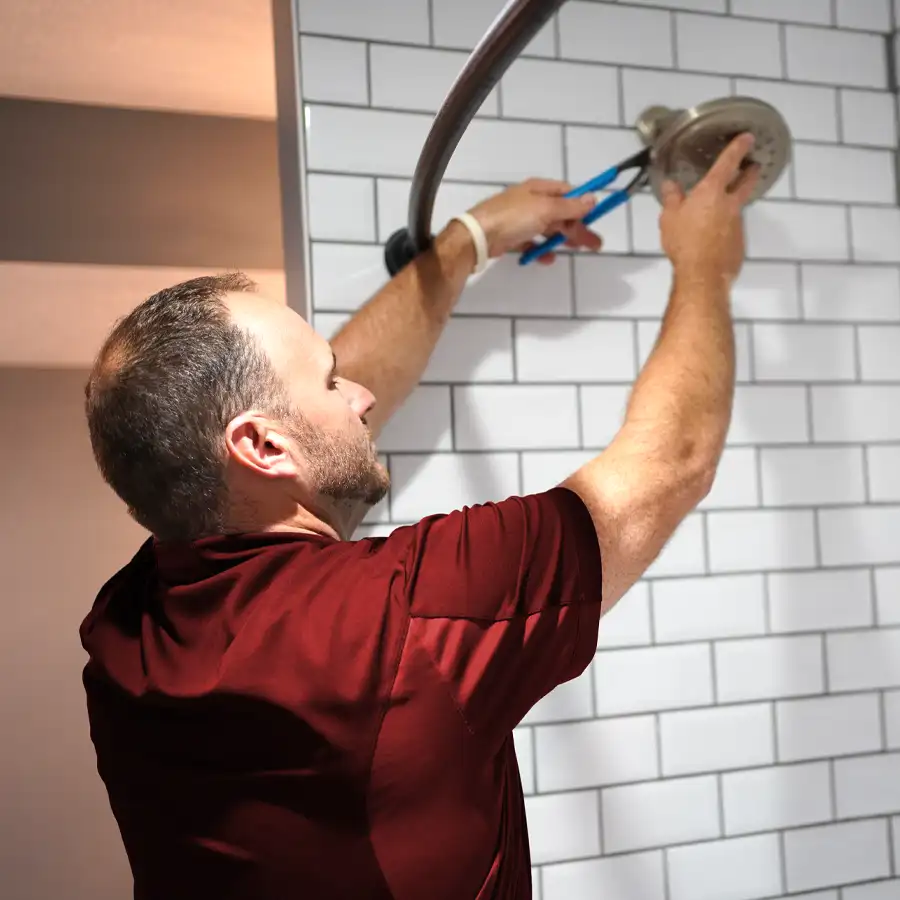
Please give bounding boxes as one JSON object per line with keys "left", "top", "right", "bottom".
{"left": 519, "top": 147, "right": 652, "bottom": 266}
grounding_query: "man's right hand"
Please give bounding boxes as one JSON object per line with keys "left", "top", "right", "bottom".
{"left": 658, "top": 132, "right": 761, "bottom": 287}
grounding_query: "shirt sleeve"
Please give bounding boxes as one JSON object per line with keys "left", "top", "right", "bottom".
{"left": 391, "top": 487, "right": 603, "bottom": 743}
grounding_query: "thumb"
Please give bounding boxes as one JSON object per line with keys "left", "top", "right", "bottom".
{"left": 660, "top": 179, "right": 684, "bottom": 210}
{"left": 545, "top": 193, "right": 596, "bottom": 223}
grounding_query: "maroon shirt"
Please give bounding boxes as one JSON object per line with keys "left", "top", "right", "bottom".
{"left": 81, "top": 488, "right": 603, "bottom": 900}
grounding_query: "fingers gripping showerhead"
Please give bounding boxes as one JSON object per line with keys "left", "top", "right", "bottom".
{"left": 635, "top": 96, "right": 792, "bottom": 204}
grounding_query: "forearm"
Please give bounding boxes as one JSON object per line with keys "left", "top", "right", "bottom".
{"left": 329, "top": 221, "right": 475, "bottom": 438}
{"left": 622, "top": 267, "right": 735, "bottom": 471}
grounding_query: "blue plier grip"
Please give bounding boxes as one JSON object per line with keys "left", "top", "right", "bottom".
{"left": 519, "top": 149, "right": 649, "bottom": 266}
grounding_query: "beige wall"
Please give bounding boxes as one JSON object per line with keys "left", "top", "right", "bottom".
{"left": 0, "top": 368, "right": 144, "bottom": 899}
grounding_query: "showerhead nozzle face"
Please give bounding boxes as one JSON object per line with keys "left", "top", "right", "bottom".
{"left": 638, "top": 97, "right": 792, "bottom": 206}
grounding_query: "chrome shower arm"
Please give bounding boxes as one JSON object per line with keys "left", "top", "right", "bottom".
{"left": 384, "top": 0, "right": 567, "bottom": 274}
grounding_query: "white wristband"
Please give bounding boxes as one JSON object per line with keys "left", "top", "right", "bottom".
{"left": 452, "top": 212, "right": 489, "bottom": 275}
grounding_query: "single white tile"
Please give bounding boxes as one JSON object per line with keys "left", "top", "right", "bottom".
{"left": 453, "top": 385, "right": 580, "bottom": 450}
{"left": 729, "top": 386, "right": 810, "bottom": 445}
{"left": 390, "top": 451, "right": 520, "bottom": 520}
{"left": 513, "top": 728, "right": 534, "bottom": 795}
{"left": 574, "top": 255, "right": 670, "bottom": 319}
{"left": 852, "top": 207, "right": 900, "bottom": 263}
{"left": 376, "top": 386, "right": 452, "bottom": 453}
{"left": 516, "top": 319, "right": 636, "bottom": 382}
{"left": 660, "top": 703, "right": 774, "bottom": 776}
{"left": 777, "top": 694, "right": 883, "bottom": 761}
{"left": 768, "top": 569, "right": 874, "bottom": 633}
{"left": 311, "top": 243, "right": 389, "bottom": 312}
{"left": 503, "top": 58, "right": 619, "bottom": 125}
{"left": 734, "top": 79, "right": 838, "bottom": 143}
{"left": 676, "top": 13, "right": 782, "bottom": 78}
{"left": 785, "top": 26, "right": 887, "bottom": 88}
{"left": 802, "top": 264, "right": 900, "bottom": 322}
{"left": 760, "top": 446, "right": 866, "bottom": 506}
{"left": 448, "top": 118, "right": 565, "bottom": 183}
{"left": 876, "top": 567, "right": 900, "bottom": 624}
{"left": 421, "top": 317, "right": 513, "bottom": 383}
{"left": 375, "top": 178, "right": 501, "bottom": 244}
{"left": 602, "top": 776, "right": 720, "bottom": 854}
{"left": 835, "top": 753, "right": 900, "bottom": 818}
{"left": 723, "top": 763, "right": 832, "bottom": 835}
{"left": 819, "top": 506, "right": 900, "bottom": 566}
{"left": 299, "top": 36, "right": 368, "bottom": 104}
{"left": 836, "top": 0, "right": 893, "bottom": 31}
{"left": 306, "top": 106, "right": 430, "bottom": 177}
{"left": 580, "top": 384, "right": 631, "bottom": 448}
{"left": 597, "top": 582, "right": 653, "bottom": 650}
{"left": 559, "top": 2, "right": 674, "bottom": 67}
{"left": 813, "top": 386, "right": 900, "bottom": 442}
{"left": 622, "top": 69, "right": 730, "bottom": 130}
{"left": 733, "top": 263, "right": 802, "bottom": 321}
{"left": 860, "top": 326, "right": 900, "bottom": 380}
{"left": 827, "top": 628, "right": 900, "bottom": 690}
{"left": 841, "top": 89, "right": 898, "bottom": 147}
{"left": 753, "top": 323, "right": 856, "bottom": 381}
{"left": 794, "top": 144, "right": 895, "bottom": 205}
{"left": 731, "top": 0, "right": 831, "bottom": 24}
{"left": 716, "top": 635, "right": 824, "bottom": 703}
{"left": 535, "top": 716, "right": 658, "bottom": 791}
{"left": 870, "top": 448, "right": 900, "bottom": 501}
{"left": 522, "top": 671, "right": 594, "bottom": 725}
{"left": 456, "top": 253, "right": 575, "bottom": 318}
{"left": 432, "top": 0, "right": 555, "bottom": 56}
{"left": 593, "top": 643, "right": 713, "bottom": 716}
{"left": 667, "top": 834, "right": 783, "bottom": 900}
{"left": 307, "top": 174, "right": 376, "bottom": 242}
{"left": 525, "top": 792, "right": 601, "bottom": 865}
{"left": 370, "top": 45, "right": 498, "bottom": 115}
{"left": 784, "top": 820, "right": 890, "bottom": 894}
{"left": 653, "top": 574, "right": 767, "bottom": 644}
{"left": 542, "top": 852, "right": 666, "bottom": 900}
{"left": 699, "top": 447, "right": 759, "bottom": 510}
{"left": 746, "top": 201, "right": 849, "bottom": 262}
{"left": 298, "top": 0, "right": 429, "bottom": 42}
{"left": 707, "top": 510, "right": 817, "bottom": 573}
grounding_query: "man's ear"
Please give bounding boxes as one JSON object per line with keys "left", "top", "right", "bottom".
{"left": 225, "top": 413, "right": 298, "bottom": 478}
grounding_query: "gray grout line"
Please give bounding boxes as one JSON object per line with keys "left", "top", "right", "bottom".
{"left": 778, "top": 23, "right": 788, "bottom": 79}
{"left": 890, "top": 816, "right": 898, "bottom": 877}
{"left": 715, "top": 772, "right": 726, "bottom": 836}
{"left": 828, "top": 759, "right": 838, "bottom": 819}
{"left": 777, "top": 830, "right": 788, "bottom": 896}
{"left": 880, "top": 689, "right": 890, "bottom": 751}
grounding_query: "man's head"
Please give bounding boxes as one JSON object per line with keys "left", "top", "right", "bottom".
{"left": 85, "top": 273, "right": 389, "bottom": 541}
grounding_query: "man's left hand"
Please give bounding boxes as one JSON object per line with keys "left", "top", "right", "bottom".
{"left": 468, "top": 178, "right": 605, "bottom": 265}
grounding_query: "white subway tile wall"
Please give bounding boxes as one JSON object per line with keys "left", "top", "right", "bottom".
{"left": 298, "top": 1, "right": 900, "bottom": 895}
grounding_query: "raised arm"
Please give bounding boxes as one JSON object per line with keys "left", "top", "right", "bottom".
{"left": 563, "top": 133, "right": 760, "bottom": 611}
{"left": 329, "top": 180, "right": 601, "bottom": 439}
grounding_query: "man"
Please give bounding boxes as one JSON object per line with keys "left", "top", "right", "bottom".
{"left": 81, "top": 134, "right": 759, "bottom": 900}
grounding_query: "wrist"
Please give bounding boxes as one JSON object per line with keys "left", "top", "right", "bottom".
{"left": 433, "top": 219, "right": 478, "bottom": 277}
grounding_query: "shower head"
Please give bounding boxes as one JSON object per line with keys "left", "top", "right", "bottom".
{"left": 635, "top": 96, "right": 792, "bottom": 205}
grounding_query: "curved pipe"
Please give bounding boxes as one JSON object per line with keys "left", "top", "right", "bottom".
{"left": 384, "top": 0, "right": 567, "bottom": 275}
